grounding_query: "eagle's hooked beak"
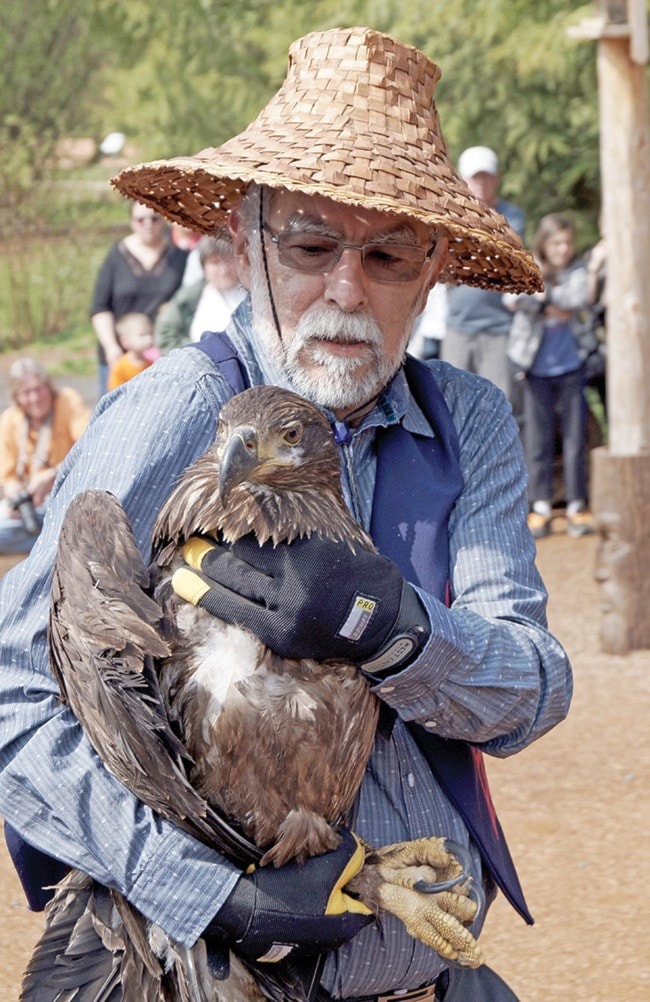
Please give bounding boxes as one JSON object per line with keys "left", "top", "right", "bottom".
{"left": 219, "top": 426, "right": 259, "bottom": 506}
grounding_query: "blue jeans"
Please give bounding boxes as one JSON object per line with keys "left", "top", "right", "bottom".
{"left": 98, "top": 361, "right": 110, "bottom": 398}
{"left": 523, "top": 367, "right": 588, "bottom": 504}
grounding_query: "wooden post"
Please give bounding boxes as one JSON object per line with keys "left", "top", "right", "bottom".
{"left": 597, "top": 35, "right": 650, "bottom": 455}
{"left": 590, "top": 449, "right": 650, "bottom": 653}
{"left": 569, "top": 2, "right": 650, "bottom": 652}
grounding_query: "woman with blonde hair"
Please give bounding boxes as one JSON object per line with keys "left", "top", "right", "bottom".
{"left": 0, "top": 358, "right": 90, "bottom": 553}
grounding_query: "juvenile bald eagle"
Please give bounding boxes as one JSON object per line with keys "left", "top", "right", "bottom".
{"left": 21, "top": 386, "right": 482, "bottom": 1001}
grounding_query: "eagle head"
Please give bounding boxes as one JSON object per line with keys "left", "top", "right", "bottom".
{"left": 153, "top": 385, "right": 371, "bottom": 559}
{"left": 216, "top": 386, "right": 339, "bottom": 507}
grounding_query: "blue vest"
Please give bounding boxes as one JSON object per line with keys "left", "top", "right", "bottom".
{"left": 6, "top": 332, "right": 532, "bottom": 926}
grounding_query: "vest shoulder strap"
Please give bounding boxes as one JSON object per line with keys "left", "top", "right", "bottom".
{"left": 403, "top": 354, "right": 460, "bottom": 460}
{"left": 188, "top": 330, "right": 250, "bottom": 395}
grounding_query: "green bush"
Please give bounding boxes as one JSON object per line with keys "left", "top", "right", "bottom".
{"left": 0, "top": 229, "right": 114, "bottom": 352}
{"left": 0, "top": 170, "right": 127, "bottom": 355}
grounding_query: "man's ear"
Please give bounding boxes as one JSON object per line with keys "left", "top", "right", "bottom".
{"left": 412, "top": 234, "right": 449, "bottom": 320}
{"left": 425, "top": 234, "right": 449, "bottom": 295}
{"left": 229, "top": 209, "right": 252, "bottom": 290}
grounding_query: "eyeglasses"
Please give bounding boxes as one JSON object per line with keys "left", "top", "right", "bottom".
{"left": 262, "top": 223, "right": 437, "bottom": 283}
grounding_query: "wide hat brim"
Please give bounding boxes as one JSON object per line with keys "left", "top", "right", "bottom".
{"left": 112, "top": 27, "right": 542, "bottom": 293}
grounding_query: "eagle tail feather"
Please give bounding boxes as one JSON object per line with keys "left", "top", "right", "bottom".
{"left": 259, "top": 809, "right": 340, "bottom": 868}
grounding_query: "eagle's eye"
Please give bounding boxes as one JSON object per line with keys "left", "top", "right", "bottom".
{"left": 282, "top": 424, "right": 303, "bottom": 446}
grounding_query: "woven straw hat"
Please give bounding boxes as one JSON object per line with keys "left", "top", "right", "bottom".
{"left": 112, "top": 27, "right": 541, "bottom": 292}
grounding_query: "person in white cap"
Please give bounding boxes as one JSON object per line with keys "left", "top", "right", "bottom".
{"left": 441, "top": 146, "right": 526, "bottom": 407}
{"left": 0, "top": 28, "right": 570, "bottom": 1002}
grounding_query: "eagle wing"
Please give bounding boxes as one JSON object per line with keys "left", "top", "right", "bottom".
{"left": 49, "top": 488, "right": 260, "bottom": 865}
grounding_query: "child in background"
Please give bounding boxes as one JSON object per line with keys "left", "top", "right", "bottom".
{"left": 108, "top": 312, "right": 160, "bottom": 391}
{"left": 506, "top": 213, "right": 598, "bottom": 539}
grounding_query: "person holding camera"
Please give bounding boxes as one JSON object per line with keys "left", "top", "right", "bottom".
{"left": 0, "top": 358, "right": 90, "bottom": 554}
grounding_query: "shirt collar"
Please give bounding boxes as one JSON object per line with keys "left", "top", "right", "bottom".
{"left": 328, "top": 366, "right": 435, "bottom": 443}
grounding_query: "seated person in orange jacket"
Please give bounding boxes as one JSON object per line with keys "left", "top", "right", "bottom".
{"left": 0, "top": 357, "right": 90, "bottom": 553}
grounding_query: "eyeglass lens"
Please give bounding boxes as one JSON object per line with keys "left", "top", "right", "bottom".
{"left": 265, "top": 226, "right": 433, "bottom": 282}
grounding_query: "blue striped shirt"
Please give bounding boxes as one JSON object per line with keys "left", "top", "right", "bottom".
{"left": 0, "top": 300, "right": 571, "bottom": 997}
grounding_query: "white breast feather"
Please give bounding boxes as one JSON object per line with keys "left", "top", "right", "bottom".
{"left": 174, "top": 603, "right": 264, "bottom": 731}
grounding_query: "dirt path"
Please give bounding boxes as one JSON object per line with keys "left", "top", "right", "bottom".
{"left": 1, "top": 531, "right": 649, "bottom": 1000}
{"left": 481, "top": 531, "right": 650, "bottom": 1000}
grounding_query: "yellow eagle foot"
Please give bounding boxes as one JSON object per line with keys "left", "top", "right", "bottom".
{"left": 346, "top": 836, "right": 486, "bottom": 969}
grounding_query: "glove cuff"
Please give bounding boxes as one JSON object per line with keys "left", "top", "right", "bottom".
{"left": 204, "top": 875, "right": 255, "bottom": 946}
{"left": 360, "top": 582, "right": 429, "bottom": 677}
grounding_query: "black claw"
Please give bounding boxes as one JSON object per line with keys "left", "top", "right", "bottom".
{"left": 413, "top": 838, "right": 473, "bottom": 894}
{"left": 466, "top": 879, "right": 486, "bottom": 925}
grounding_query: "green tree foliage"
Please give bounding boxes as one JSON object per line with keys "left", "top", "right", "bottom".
{"left": 396, "top": 0, "right": 602, "bottom": 242}
{"left": 1, "top": 0, "right": 636, "bottom": 244}
{"left": 103, "top": 0, "right": 605, "bottom": 244}
{"left": 0, "top": 0, "right": 122, "bottom": 230}
{"left": 4, "top": 0, "right": 641, "bottom": 346}
{"left": 100, "top": 1, "right": 280, "bottom": 157}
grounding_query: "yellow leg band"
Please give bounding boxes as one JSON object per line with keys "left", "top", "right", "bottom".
{"left": 171, "top": 567, "right": 211, "bottom": 606}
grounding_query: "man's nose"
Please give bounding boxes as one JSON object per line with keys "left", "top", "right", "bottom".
{"left": 323, "top": 248, "right": 369, "bottom": 312}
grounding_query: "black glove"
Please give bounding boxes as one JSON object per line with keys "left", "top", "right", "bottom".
{"left": 204, "top": 830, "right": 374, "bottom": 962}
{"left": 172, "top": 533, "right": 430, "bottom": 673}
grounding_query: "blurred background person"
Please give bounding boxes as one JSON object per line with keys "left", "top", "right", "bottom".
{"left": 442, "top": 146, "right": 525, "bottom": 411}
{"left": 585, "top": 231, "right": 607, "bottom": 418}
{"left": 90, "top": 201, "right": 187, "bottom": 394}
{"left": 154, "top": 231, "right": 245, "bottom": 353}
{"left": 107, "top": 312, "right": 160, "bottom": 390}
{"left": 409, "top": 282, "right": 448, "bottom": 361}
{"left": 506, "top": 213, "right": 597, "bottom": 540}
{"left": 171, "top": 222, "right": 204, "bottom": 286}
{"left": 0, "top": 358, "right": 90, "bottom": 553}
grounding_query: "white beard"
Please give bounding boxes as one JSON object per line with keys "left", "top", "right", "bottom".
{"left": 247, "top": 265, "right": 411, "bottom": 412}
{"left": 283, "top": 305, "right": 402, "bottom": 411}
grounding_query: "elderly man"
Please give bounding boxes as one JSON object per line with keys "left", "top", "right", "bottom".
{"left": 0, "top": 27, "right": 570, "bottom": 1002}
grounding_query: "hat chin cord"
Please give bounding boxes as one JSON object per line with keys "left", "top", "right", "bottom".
{"left": 258, "top": 187, "right": 284, "bottom": 350}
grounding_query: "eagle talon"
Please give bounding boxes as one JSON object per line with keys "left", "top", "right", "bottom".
{"left": 345, "top": 836, "right": 486, "bottom": 968}
{"left": 466, "top": 879, "right": 486, "bottom": 925}
{"left": 412, "top": 839, "right": 472, "bottom": 894}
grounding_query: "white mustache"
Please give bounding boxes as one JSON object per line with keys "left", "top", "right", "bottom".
{"left": 294, "top": 307, "right": 383, "bottom": 347}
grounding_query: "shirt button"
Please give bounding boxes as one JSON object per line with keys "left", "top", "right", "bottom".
{"left": 381, "top": 684, "right": 395, "bottom": 693}
{"left": 424, "top": 719, "right": 437, "bottom": 729}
